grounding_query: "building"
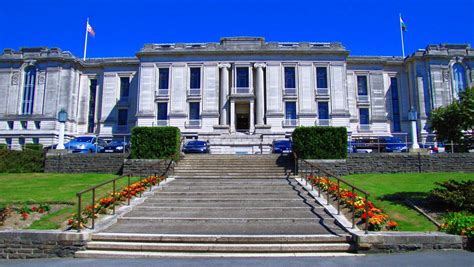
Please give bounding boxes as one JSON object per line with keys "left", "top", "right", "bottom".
{"left": 0, "top": 37, "right": 472, "bottom": 153}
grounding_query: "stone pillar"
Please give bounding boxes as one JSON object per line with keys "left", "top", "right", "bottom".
{"left": 218, "top": 63, "right": 231, "bottom": 125}
{"left": 254, "top": 63, "right": 266, "bottom": 125}
{"left": 230, "top": 100, "right": 236, "bottom": 133}
{"left": 250, "top": 101, "right": 255, "bottom": 133}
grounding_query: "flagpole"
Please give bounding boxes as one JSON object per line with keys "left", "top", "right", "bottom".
{"left": 83, "top": 18, "right": 89, "bottom": 60}
{"left": 399, "top": 13, "right": 405, "bottom": 58}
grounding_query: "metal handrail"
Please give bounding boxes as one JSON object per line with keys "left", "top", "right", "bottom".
{"left": 294, "top": 153, "right": 370, "bottom": 234}
{"left": 75, "top": 161, "right": 174, "bottom": 232}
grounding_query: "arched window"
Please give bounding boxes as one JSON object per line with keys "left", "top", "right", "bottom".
{"left": 22, "top": 66, "right": 36, "bottom": 114}
{"left": 452, "top": 63, "right": 467, "bottom": 95}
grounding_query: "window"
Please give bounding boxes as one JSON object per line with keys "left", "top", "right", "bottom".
{"left": 120, "top": 77, "right": 130, "bottom": 99}
{"left": 33, "top": 138, "right": 39, "bottom": 144}
{"left": 157, "top": 102, "right": 168, "bottom": 125}
{"left": 285, "top": 102, "right": 297, "bottom": 126}
{"left": 390, "top": 77, "right": 401, "bottom": 132}
{"left": 34, "top": 121, "right": 41, "bottom": 129}
{"left": 359, "top": 108, "right": 370, "bottom": 125}
{"left": 453, "top": 63, "right": 467, "bottom": 94}
{"left": 22, "top": 66, "right": 36, "bottom": 114}
{"left": 6, "top": 138, "right": 12, "bottom": 149}
{"left": 117, "top": 109, "right": 128, "bottom": 126}
{"left": 189, "top": 102, "right": 200, "bottom": 120}
{"left": 19, "top": 137, "right": 25, "bottom": 147}
{"left": 158, "top": 68, "right": 169, "bottom": 90}
{"left": 318, "top": 102, "right": 329, "bottom": 120}
{"left": 21, "top": 121, "right": 27, "bottom": 129}
{"left": 190, "top": 68, "right": 201, "bottom": 89}
{"left": 284, "top": 67, "right": 296, "bottom": 89}
{"left": 87, "top": 79, "right": 97, "bottom": 133}
{"left": 316, "top": 67, "right": 328, "bottom": 89}
{"left": 7, "top": 121, "right": 14, "bottom": 130}
{"left": 357, "top": 76, "right": 368, "bottom": 96}
{"left": 236, "top": 67, "right": 249, "bottom": 88}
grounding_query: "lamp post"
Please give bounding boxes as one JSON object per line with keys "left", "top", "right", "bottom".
{"left": 57, "top": 109, "right": 68, "bottom": 150}
{"left": 408, "top": 109, "right": 419, "bottom": 150}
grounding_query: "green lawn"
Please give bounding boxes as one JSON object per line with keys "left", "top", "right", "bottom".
{"left": 343, "top": 172, "right": 474, "bottom": 231}
{"left": 0, "top": 173, "right": 139, "bottom": 229}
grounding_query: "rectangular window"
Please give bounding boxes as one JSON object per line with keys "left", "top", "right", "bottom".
{"left": 117, "top": 109, "right": 128, "bottom": 126}
{"left": 87, "top": 79, "right": 97, "bottom": 133}
{"left": 21, "top": 121, "right": 27, "bottom": 129}
{"left": 390, "top": 77, "right": 401, "bottom": 132}
{"left": 190, "top": 68, "right": 201, "bottom": 89}
{"left": 19, "top": 137, "right": 25, "bottom": 147}
{"left": 284, "top": 67, "right": 296, "bottom": 89}
{"left": 158, "top": 68, "right": 169, "bottom": 90}
{"left": 7, "top": 121, "right": 14, "bottom": 130}
{"left": 189, "top": 102, "right": 200, "bottom": 120}
{"left": 236, "top": 67, "right": 249, "bottom": 88}
{"left": 357, "top": 76, "right": 368, "bottom": 96}
{"left": 6, "top": 138, "right": 12, "bottom": 149}
{"left": 359, "top": 108, "right": 370, "bottom": 125}
{"left": 120, "top": 77, "right": 130, "bottom": 98}
{"left": 318, "top": 102, "right": 329, "bottom": 120}
{"left": 157, "top": 102, "right": 168, "bottom": 120}
{"left": 33, "top": 137, "right": 39, "bottom": 144}
{"left": 316, "top": 67, "right": 328, "bottom": 89}
{"left": 285, "top": 102, "right": 297, "bottom": 120}
{"left": 34, "top": 121, "right": 41, "bottom": 129}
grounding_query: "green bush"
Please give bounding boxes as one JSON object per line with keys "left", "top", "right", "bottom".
{"left": 292, "top": 126, "right": 347, "bottom": 159}
{"left": 24, "top": 143, "right": 43, "bottom": 151}
{"left": 0, "top": 144, "right": 7, "bottom": 150}
{"left": 0, "top": 149, "right": 44, "bottom": 173}
{"left": 130, "top": 127, "right": 181, "bottom": 160}
{"left": 440, "top": 212, "right": 474, "bottom": 238}
{"left": 429, "top": 180, "right": 474, "bottom": 212}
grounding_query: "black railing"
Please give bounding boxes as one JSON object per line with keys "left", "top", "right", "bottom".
{"left": 294, "top": 154, "right": 370, "bottom": 234}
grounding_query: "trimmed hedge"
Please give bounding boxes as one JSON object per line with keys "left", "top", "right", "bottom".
{"left": 24, "top": 143, "right": 43, "bottom": 151}
{"left": 130, "top": 126, "right": 181, "bottom": 160}
{"left": 0, "top": 149, "right": 44, "bottom": 173}
{"left": 0, "top": 144, "right": 6, "bottom": 150}
{"left": 292, "top": 126, "right": 347, "bottom": 159}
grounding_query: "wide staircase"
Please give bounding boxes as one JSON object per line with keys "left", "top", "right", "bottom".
{"left": 76, "top": 154, "right": 355, "bottom": 258}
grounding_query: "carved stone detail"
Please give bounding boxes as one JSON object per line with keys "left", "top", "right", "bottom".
{"left": 217, "top": 63, "right": 231, "bottom": 69}
{"left": 11, "top": 72, "right": 19, "bottom": 85}
{"left": 38, "top": 72, "right": 46, "bottom": 85}
{"left": 253, "top": 62, "right": 267, "bottom": 69}
{"left": 443, "top": 70, "right": 450, "bottom": 82}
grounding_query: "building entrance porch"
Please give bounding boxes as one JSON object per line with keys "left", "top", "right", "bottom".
{"left": 230, "top": 100, "right": 254, "bottom": 133}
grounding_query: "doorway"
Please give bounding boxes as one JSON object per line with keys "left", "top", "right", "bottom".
{"left": 235, "top": 103, "right": 250, "bottom": 132}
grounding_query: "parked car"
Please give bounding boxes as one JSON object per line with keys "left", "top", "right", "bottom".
{"left": 63, "top": 136, "right": 107, "bottom": 153}
{"left": 382, "top": 137, "right": 408, "bottom": 153}
{"left": 103, "top": 140, "right": 130, "bottom": 153}
{"left": 272, "top": 139, "right": 292, "bottom": 154}
{"left": 182, "top": 140, "right": 209, "bottom": 153}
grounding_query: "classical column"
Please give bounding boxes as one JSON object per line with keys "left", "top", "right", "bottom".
{"left": 218, "top": 63, "right": 231, "bottom": 125}
{"left": 230, "top": 100, "right": 236, "bottom": 132}
{"left": 249, "top": 101, "right": 255, "bottom": 133}
{"left": 254, "top": 63, "right": 266, "bottom": 125}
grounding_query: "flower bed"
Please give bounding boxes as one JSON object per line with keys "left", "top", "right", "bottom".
{"left": 307, "top": 175, "right": 398, "bottom": 231}
{"left": 67, "top": 175, "right": 164, "bottom": 230}
{"left": 0, "top": 204, "right": 69, "bottom": 230}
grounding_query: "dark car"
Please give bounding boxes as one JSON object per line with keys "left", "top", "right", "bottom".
{"left": 382, "top": 137, "right": 408, "bottom": 153}
{"left": 103, "top": 140, "right": 130, "bottom": 153}
{"left": 182, "top": 140, "right": 209, "bottom": 153}
{"left": 272, "top": 139, "right": 292, "bottom": 154}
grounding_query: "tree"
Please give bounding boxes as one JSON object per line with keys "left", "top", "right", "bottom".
{"left": 429, "top": 87, "right": 474, "bottom": 147}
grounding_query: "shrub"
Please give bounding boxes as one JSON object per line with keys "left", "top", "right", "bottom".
{"left": 429, "top": 180, "right": 474, "bottom": 212}
{"left": 0, "top": 144, "right": 7, "bottom": 150}
{"left": 440, "top": 212, "right": 474, "bottom": 238}
{"left": 130, "top": 127, "right": 181, "bottom": 160}
{"left": 292, "top": 126, "right": 347, "bottom": 159}
{"left": 24, "top": 143, "right": 43, "bottom": 151}
{"left": 0, "top": 149, "right": 44, "bottom": 173}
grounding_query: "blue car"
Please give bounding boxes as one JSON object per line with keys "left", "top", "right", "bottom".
{"left": 382, "top": 136, "right": 407, "bottom": 153}
{"left": 103, "top": 140, "right": 130, "bottom": 153}
{"left": 63, "top": 136, "right": 107, "bottom": 153}
{"left": 272, "top": 139, "right": 292, "bottom": 154}
{"left": 182, "top": 140, "right": 209, "bottom": 153}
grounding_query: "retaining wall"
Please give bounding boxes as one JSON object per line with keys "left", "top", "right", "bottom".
{"left": 45, "top": 153, "right": 128, "bottom": 174}
{"left": 0, "top": 231, "right": 89, "bottom": 259}
{"left": 122, "top": 159, "right": 174, "bottom": 177}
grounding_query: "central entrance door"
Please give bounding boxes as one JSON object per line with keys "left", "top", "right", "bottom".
{"left": 235, "top": 103, "right": 250, "bottom": 132}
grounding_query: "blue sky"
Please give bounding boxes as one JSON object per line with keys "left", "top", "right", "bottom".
{"left": 0, "top": 0, "right": 473, "bottom": 58}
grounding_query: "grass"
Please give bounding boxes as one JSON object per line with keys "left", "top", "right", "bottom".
{"left": 0, "top": 173, "right": 140, "bottom": 229}
{"left": 343, "top": 172, "right": 474, "bottom": 231}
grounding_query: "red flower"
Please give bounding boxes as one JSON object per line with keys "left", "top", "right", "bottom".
{"left": 39, "top": 208, "right": 44, "bottom": 213}
{"left": 32, "top": 207, "right": 38, "bottom": 212}
{"left": 21, "top": 212, "right": 28, "bottom": 220}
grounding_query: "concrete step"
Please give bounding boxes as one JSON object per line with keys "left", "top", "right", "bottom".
{"left": 167, "top": 179, "right": 298, "bottom": 185}
{"left": 91, "top": 233, "right": 352, "bottom": 244}
{"left": 148, "top": 192, "right": 308, "bottom": 199}
{"left": 142, "top": 198, "right": 311, "bottom": 206}
{"left": 174, "top": 168, "right": 290, "bottom": 172}
{"left": 123, "top": 209, "right": 321, "bottom": 219}
{"left": 84, "top": 241, "right": 353, "bottom": 253}
{"left": 171, "top": 175, "right": 292, "bottom": 179}
{"left": 159, "top": 184, "right": 301, "bottom": 190}
{"left": 130, "top": 206, "right": 317, "bottom": 213}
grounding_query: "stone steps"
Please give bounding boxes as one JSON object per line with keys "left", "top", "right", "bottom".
{"left": 171, "top": 175, "right": 292, "bottom": 179}
{"left": 123, "top": 209, "right": 322, "bottom": 219}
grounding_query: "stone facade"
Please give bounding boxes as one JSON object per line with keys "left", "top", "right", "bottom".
{"left": 0, "top": 38, "right": 472, "bottom": 153}
{"left": 303, "top": 153, "right": 474, "bottom": 176}
{"left": 0, "top": 231, "right": 89, "bottom": 259}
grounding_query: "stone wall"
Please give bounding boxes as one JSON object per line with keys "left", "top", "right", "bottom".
{"left": 302, "top": 153, "right": 474, "bottom": 176}
{"left": 0, "top": 231, "right": 89, "bottom": 259}
{"left": 122, "top": 159, "right": 174, "bottom": 177}
{"left": 45, "top": 153, "right": 128, "bottom": 174}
